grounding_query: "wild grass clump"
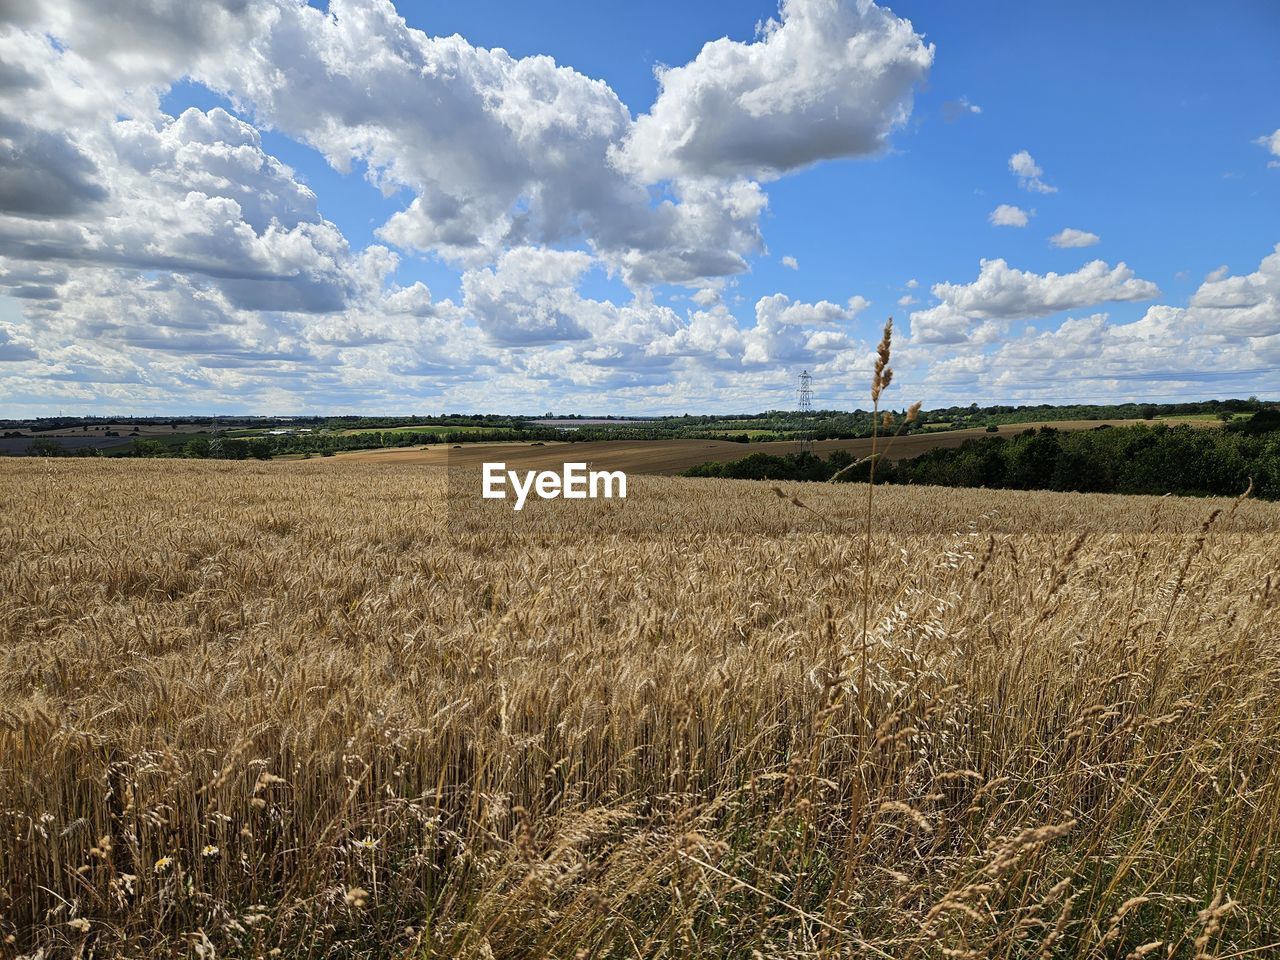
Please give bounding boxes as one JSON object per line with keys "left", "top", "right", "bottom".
{"left": 1, "top": 456, "right": 1279, "bottom": 958}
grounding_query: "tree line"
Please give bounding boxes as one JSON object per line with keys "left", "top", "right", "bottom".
{"left": 685, "top": 415, "right": 1280, "bottom": 500}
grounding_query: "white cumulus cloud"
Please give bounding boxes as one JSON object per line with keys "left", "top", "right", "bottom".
{"left": 989, "top": 204, "right": 1030, "bottom": 227}
{"left": 741, "top": 293, "right": 868, "bottom": 364}
{"left": 944, "top": 247, "right": 1280, "bottom": 400}
{"left": 7, "top": 0, "right": 1273, "bottom": 413}
{"left": 910, "top": 258, "right": 1160, "bottom": 343}
{"left": 1050, "top": 228, "right": 1100, "bottom": 249}
{"left": 1009, "top": 150, "right": 1057, "bottom": 194}
{"left": 615, "top": 0, "right": 933, "bottom": 182}
{"left": 1186, "top": 244, "right": 1280, "bottom": 337}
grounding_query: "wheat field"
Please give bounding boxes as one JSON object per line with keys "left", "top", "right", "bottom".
{"left": 3, "top": 458, "right": 1280, "bottom": 958}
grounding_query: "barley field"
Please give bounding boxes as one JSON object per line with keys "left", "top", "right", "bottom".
{"left": 3, "top": 458, "right": 1280, "bottom": 958}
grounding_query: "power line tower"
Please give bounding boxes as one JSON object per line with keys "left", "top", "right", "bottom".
{"left": 797, "top": 370, "right": 813, "bottom": 453}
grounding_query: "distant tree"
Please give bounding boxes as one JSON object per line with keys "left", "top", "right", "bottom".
{"left": 1232, "top": 408, "right": 1280, "bottom": 435}
{"left": 1005, "top": 428, "right": 1062, "bottom": 489}
{"left": 132, "top": 439, "right": 167, "bottom": 457}
{"left": 247, "top": 437, "right": 274, "bottom": 460}
{"left": 28, "top": 437, "right": 62, "bottom": 457}
{"left": 1140, "top": 405, "right": 1158, "bottom": 420}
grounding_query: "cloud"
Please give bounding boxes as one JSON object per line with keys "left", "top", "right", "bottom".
{"left": 0, "top": 0, "right": 789, "bottom": 290}
{"left": 897, "top": 294, "right": 917, "bottom": 306}
{"left": 741, "top": 293, "right": 868, "bottom": 364}
{"left": 6, "top": 0, "right": 1272, "bottom": 414}
{"left": 196, "top": 0, "right": 706, "bottom": 281}
{"left": 905, "top": 278, "right": 919, "bottom": 289}
{"left": 0, "top": 0, "right": 944, "bottom": 416}
{"left": 0, "top": 259, "right": 67, "bottom": 301}
{"left": 461, "top": 248, "right": 598, "bottom": 346}
{"left": 0, "top": 119, "right": 108, "bottom": 218}
{"left": 0, "top": 0, "right": 932, "bottom": 412}
{"left": 1206, "top": 265, "right": 1230, "bottom": 282}
{"left": 382, "top": 282, "right": 439, "bottom": 319}
{"left": 1186, "top": 243, "right": 1280, "bottom": 337}
{"left": 645, "top": 304, "right": 744, "bottom": 363}
{"left": 455, "top": 248, "right": 713, "bottom": 384}
{"left": 1009, "top": 150, "right": 1057, "bottom": 194}
{"left": 0, "top": 324, "right": 37, "bottom": 361}
{"left": 601, "top": 178, "right": 768, "bottom": 287}
{"left": 12, "top": 266, "right": 325, "bottom": 368}
{"left": 937, "top": 247, "right": 1280, "bottom": 400}
{"left": 846, "top": 294, "right": 872, "bottom": 315}
{"left": 169, "top": 0, "right": 902, "bottom": 286}
{"left": 780, "top": 255, "right": 799, "bottom": 270}
{"left": 0, "top": 0, "right": 262, "bottom": 95}
{"left": 0, "top": 23, "right": 376, "bottom": 314}
{"left": 615, "top": 0, "right": 933, "bottom": 182}
{"left": 989, "top": 204, "right": 1030, "bottom": 227}
{"left": 1257, "top": 129, "right": 1280, "bottom": 167}
{"left": 909, "top": 258, "right": 1161, "bottom": 343}
{"left": 941, "top": 96, "right": 981, "bottom": 122}
{"left": 639, "top": 291, "right": 871, "bottom": 371}
{"left": 1050, "top": 228, "right": 1100, "bottom": 249}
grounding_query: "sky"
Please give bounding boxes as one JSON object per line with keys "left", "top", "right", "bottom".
{"left": 0, "top": 0, "right": 1277, "bottom": 416}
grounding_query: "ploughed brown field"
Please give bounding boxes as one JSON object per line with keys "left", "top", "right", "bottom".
{"left": 335, "top": 418, "right": 1207, "bottom": 475}
{"left": 3, "top": 458, "right": 1278, "bottom": 959}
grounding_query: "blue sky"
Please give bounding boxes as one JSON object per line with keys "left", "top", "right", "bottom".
{"left": 1, "top": 0, "right": 1277, "bottom": 414}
